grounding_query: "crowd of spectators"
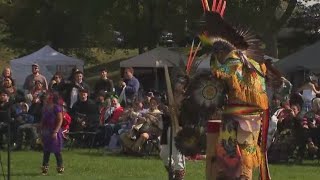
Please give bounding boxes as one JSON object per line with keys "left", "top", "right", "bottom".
{"left": 268, "top": 75, "right": 320, "bottom": 163}
{"left": 0, "top": 64, "right": 167, "bottom": 156}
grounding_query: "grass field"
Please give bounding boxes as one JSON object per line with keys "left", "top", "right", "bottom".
{"left": 0, "top": 149, "right": 320, "bottom": 180}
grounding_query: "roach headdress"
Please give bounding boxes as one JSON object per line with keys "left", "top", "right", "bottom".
{"left": 199, "top": 0, "right": 264, "bottom": 62}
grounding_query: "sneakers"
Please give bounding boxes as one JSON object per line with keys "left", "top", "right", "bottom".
{"left": 41, "top": 166, "right": 49, "bottom": 175}
{"left": 41, "top": 166, "right": 64, "bottom": 175}
{"left": 57, "top": 167, "right": 64, "bottom": 175}
{"left": 307, "top": 141, "right": 319, "bottom": 154}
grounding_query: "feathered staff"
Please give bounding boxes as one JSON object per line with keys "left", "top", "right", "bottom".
{"left": 186, "top": 40, "right": 201, "bottom": 76}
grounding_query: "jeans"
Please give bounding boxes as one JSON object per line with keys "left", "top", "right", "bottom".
{"left": 42, "top": 151, "right": 63, "bottom": 167}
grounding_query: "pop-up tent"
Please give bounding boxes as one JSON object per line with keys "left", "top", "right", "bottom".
{"left": 10, "top": 45, "right": 84, "bottom": 88}
{"left": 275, "top": 41, "right": 320, "bottom": 88}
{"left": 120, "top": 47, "right": 186, "bottom": 91}
{"left": 276, "top": 40, "right": 320, "bottom": 74}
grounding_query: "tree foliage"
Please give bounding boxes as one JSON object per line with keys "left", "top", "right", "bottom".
{"left": 278, "top": 2, "right": 320, "bottom": 57}
{"left": 0, "top": 0, "right": 319, "bottom": 60}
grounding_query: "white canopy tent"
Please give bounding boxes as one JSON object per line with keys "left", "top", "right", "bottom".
{"left": 10, "top": 45, "right": 84, "bottom": 88}
{"left": 276, "top": 40, "right": 320, "bottom": 74}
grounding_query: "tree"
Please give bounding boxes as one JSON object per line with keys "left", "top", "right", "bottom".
{"left": 184, "top": 0, "right": 319, "bottom": 58}
{"left": 0, "top": 0, "right": 115, "bottom": 51}
{"left": 278, "top": 3, "right": 320, "bottom": 57}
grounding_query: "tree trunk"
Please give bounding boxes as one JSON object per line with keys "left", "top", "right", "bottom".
{"left": 133, "top": 0, "right": 145, "bottom": 54}
{"left": 147, "top": 0, "right": 157, "bottom": 50}
{"left": 262, "top": 31, "right": 278, "bottom": 58}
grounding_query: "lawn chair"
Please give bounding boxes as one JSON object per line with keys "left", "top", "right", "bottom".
{"left": 141, "top": 134, "right": 160, "bottom": 156}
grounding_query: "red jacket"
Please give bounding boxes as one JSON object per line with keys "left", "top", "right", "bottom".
{"left": 109, "top": 106, "right": 124, "bottom": 124}
{"left": 62, "top": 112, "right": 72, "bottom": 130}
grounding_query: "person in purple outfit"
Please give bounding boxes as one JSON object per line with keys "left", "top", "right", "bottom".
{"left": 40, "top": 92, "right": 64, "bottom": 175}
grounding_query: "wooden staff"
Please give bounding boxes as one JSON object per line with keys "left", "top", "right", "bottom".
{"left": 164, "top": 65, "right": 180, "bottom": 137}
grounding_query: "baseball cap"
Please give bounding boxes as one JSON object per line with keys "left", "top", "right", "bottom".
{"left": 32, "top": 63, "right": 39, "bottom": 67}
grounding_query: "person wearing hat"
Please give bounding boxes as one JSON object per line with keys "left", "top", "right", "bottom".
{"left": 23, "top": 64, "right": 48, "bottom": 92}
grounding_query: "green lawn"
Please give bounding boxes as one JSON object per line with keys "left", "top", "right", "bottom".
{"left": 0, "top": 149, "right": 320, "bottom": 180}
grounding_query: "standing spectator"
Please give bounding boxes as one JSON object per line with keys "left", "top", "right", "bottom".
{"left": 297, "top": 75, "right": 320, "bottom": 113}
{"left": 65, "top": 70, "right": 90, "bottom": 109}
{"left": 120, "top": 67, "right": 140, "bottom": 105}
{"left": 40, "top": 93, "right": 64, "bottom": 175}
{"left": 0, "top": 67, "right": 15, "bottom": 87}
{"left": 94, "top": 69, "right": 114, "bottom": 96}
{"left": 23, "top": 64, "right": 48, "bottom": 92}
{"left": 66, "top": 67, "right": 79, "bottom": 83}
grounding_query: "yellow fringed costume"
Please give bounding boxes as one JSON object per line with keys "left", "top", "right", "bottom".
{"left": 211, "top": 51, "right": 268, "bottom": 180}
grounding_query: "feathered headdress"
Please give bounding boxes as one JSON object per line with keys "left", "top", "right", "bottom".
{"left": 199, "top": 0, "right": 265, "bottom": 62}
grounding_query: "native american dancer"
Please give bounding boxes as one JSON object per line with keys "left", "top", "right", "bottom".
{"left": 174, "top": 0, "right": 291, "bottom": 180}
{"left": 159, "top": 76, "right": 187, "bottom": 180}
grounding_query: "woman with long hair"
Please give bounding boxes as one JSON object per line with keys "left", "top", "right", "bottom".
{"left": 40, "top": 92, "right": 64, "bottom": 175}
{"left": 297, "top": 75, "right": 320, "bottom": 112}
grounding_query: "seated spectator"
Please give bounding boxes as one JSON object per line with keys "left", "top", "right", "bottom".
{"left": 106, "top": 97, "right": 124, "bottom": 125}
{"left": 96, "top": 97, "right": 124, "bottom": 148}
{"left": 14, "top": 102, "right": 38, "bottom": 150}
{"left": 143, "top": 92, "right": 154, "bottom": 109}
{"left": 117, "top": 100, "right": 146, "bottom": 135}
{"left": 268, "top": 100, "right": 304, "bottom": 163}
{"left": 29, "top": 80, "right": 47, "bottom": 104}
{"left": 28, "top": 90, "right": 45, "bottom": 125}
{"left": 106, "top": 100, "right": 146, "bottom": 150}
{"left": 302, "top": 97, "right": 320, "bottom": 154}
{"left": 0, "top": 67, "right": 15, "bottom": 87}
{"left": 96, "top": 91, "right": 108, "bottom": 112}
{"left": 23, "top": 64, "right": 48, "bottom": 92}
{"left": 70, "top": 89, "right": 99, "bottom": 132}
{"left": 0, "top": 91, "right": 13, "bottom": 148}
{"left": 1, "top": 77, "right": 16, "bottom": 102}
{"left": 94, "top": 69, "right": 114, "bottom": 96}
{"left": 61, "top": 103, "right": 72, "bottom": 139}
{"left": 120, "top": 97, "right": 162, "bottom": 154}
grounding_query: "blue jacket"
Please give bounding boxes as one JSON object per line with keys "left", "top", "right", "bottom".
{"left": 18, "top": 113, "right": 34, "bottom": 124}
{"left": 124, "top": 76, "right": 140, "bottom": 99}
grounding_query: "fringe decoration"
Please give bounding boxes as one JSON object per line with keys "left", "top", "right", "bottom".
{"left": 212, "top": 52, "right": 268, "bottom": 110}
{"left": 239, "top": 144, "right": 261, "bottom": 170}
